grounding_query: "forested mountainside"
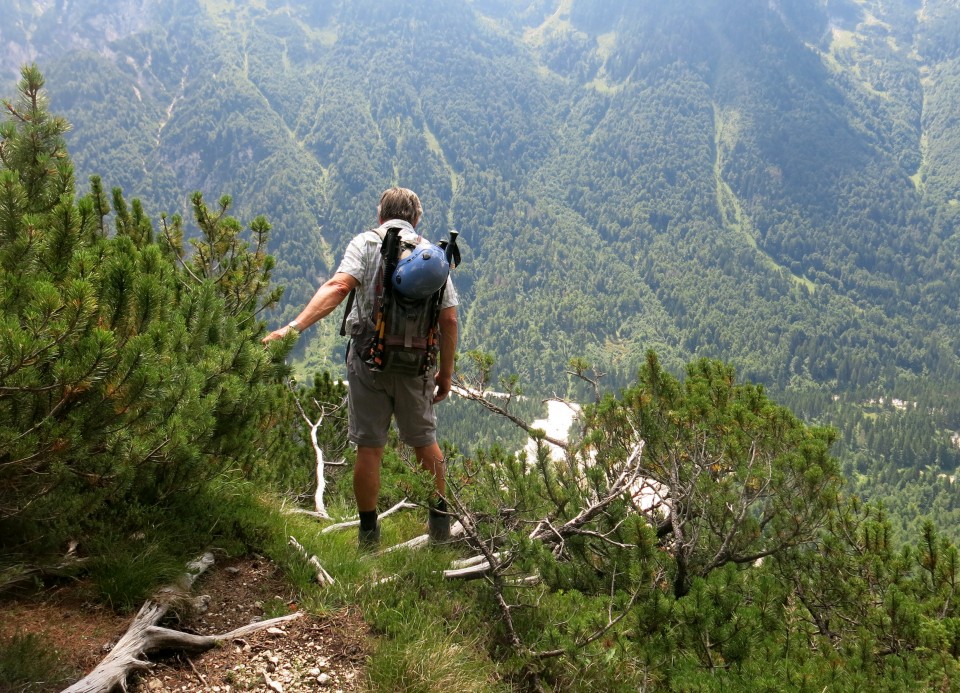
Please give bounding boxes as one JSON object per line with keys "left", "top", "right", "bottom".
{"left": 3, "top": 0, "right": 960, "bottom": 534}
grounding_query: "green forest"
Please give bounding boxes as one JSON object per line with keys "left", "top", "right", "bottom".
{"left": 2, "top": 0, "right": 960, "bottom": 690}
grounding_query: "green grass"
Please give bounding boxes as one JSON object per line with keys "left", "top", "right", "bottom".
{"left": 0, "top": 632, "right": 77, "bottom": 692}
{"left": 85, "top": 540, "right": 188, "bottom": 613}
{"left": 366, "top": 631, "right": 506, "bottom": 693}
{"left": 255, "top": 482, "right": 513, "bottom": 692}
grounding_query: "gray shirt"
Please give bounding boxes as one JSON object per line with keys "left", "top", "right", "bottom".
{"left": 337, "top": 219, "right": 459, "bottom": 335}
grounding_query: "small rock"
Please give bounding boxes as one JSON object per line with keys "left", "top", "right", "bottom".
{"left": 317, "top": 673, "right": 332, "bottom": 686}
{"left": 225, "top": 566, "right": 240, "bottom": 575}
{"left": 263, "top": 672, "right": 283, "bottom": 693}
{"left": 267, "top": 627, "right": 286, "bottom": 635}
{"left": 192, "top": 594, "right": 211, "bottom": 613}
{"left": 147, "top": 679, "right": 163, "bottom": 691}
{"left": 308, "top": 668, "right": 321, "bottom": 677}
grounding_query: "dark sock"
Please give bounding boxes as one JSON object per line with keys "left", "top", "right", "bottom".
{"left": 430, "top": 497, "right": 447, "bottom": 517}
{"left": 359, "top": 510, "right": 378, "bottom": 531}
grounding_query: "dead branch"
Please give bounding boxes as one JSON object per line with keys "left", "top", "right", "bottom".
{"left": 63, "top": 552, "right": 248, "bottom": 693}
{"left": 288, "top": 536, "right": 335, "bottom": 586}
{"left": 534, "top": 576, "right": 647, "bottom": 660}
{"left": 449, "top": 553, "right": 504, "bottom": 570}
{"left": 442, "top": 481, "right": 547, "bottom": 693}
{"left": 289, "top": 385, "right": 349, "bottom": 519}
{"left": 452, "top": 383, "right": 569, "bottom": 450}
{"left": 564, "top": 361, "right": 605, "bottom": 404}
{"left": 444, "top": 442, "right": 644, "bottom": 580}
{"left": 320, "top": 499, "right": 418, "bottom": 534}
{"left": 65, "top": 612, "right": 304, "bottom": 693}
{"left": 377, "top": 521, "right": 465, "bottom": 555}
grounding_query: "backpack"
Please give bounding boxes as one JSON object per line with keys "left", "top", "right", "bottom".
{"left": 340, "top": 226, "right": 449, "bottom": 377}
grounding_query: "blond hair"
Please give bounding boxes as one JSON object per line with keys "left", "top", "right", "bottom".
{"left": 377, "top": 187, "right": 422, "bottom": 226}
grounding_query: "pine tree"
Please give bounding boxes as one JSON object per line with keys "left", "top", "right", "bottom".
{"left": 449, "top": 353, "right": 960, "bottom": 689}
{"left": 583, "top": 351, "right": 843, "bottom": 597}
{"left": 0, "top": 65, "right": 298, "bottom": 557}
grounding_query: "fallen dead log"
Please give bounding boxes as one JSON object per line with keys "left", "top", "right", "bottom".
{"left": 62, "top": 552, "right": 303, "bottom": 693}
{"left": 64, "top": 612, "right": 304, "bottom": 693}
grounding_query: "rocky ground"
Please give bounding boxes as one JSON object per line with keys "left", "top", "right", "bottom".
{"left": 0, "top": 555, "right": 371, "bottom": 693}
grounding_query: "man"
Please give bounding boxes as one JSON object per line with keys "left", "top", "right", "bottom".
{"left": 263, "top": 187, "right": 458, "bottom": 547}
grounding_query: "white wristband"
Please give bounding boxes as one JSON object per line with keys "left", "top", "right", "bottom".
{"left": 287, "top": 320, "right": 301, "bottom": 331}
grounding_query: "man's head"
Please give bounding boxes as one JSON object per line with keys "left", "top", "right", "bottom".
{"left": 378, "top": 187, "right": 422, "bottom": 227}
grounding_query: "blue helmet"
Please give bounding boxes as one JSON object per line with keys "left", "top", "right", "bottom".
{"left": 392, "top": 243, "right": 449, "bottom": 299}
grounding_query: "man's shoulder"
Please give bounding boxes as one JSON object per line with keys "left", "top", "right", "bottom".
{"left": 344, "top": 230, "right": 386, "bottom": 255}
{"left": 353, "top": 229, "right": 385, "bottom": 243}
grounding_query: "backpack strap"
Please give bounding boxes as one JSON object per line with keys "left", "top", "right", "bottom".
{"left": 338, "top": 227, "right": 392, "bottom": 337}
{"left": 338, "top": 288, "right": 356, "bottom": 337}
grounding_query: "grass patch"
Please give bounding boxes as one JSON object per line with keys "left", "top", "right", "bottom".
{"left": 86, "top": 539, "right": 188, "bottom": 613}
{"left": 366, "top": 631, "right": 506, "bottom": 693}
{"left": 0, "top": 632, "right": 77, "bottom": 692}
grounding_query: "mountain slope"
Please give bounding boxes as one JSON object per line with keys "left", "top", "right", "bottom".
{"left": 2, "top": 0, "right": 960, "bottom": 482}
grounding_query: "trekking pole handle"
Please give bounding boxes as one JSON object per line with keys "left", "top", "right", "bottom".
{"left": 446, "top": 229, "right": 460, "bottom": 269}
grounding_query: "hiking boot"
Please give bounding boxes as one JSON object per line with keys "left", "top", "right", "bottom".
{"left": 428, "top": 512, "right": 451, "bottom": 544}
{"left": 358, "top": 524, "right": 380, "bottom": 550}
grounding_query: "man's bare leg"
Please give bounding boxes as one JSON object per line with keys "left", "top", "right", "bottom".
{"left": 414, "top": 442, "right": 446, "bottom": 497}
{"left": 354, "top": 445, "right": 384, "bottom": 547}
{"left": 354, "top": 445, "right": 384, "bottom": 511}
{"left": 415, "top": 442, "right": 450, "bottom": 542}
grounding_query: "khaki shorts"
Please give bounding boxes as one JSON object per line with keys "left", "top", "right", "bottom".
{"left": 346, "top": 349, "right": 437, "bottom": 448}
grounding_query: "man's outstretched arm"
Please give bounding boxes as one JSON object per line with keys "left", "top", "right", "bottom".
{"left": 262, "top": 272, "right": 359, "bottom": 344}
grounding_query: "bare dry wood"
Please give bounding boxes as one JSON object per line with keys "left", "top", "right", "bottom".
{"left": 62, "top": 553, "right": 303, "bottom": 693}
{"left": 452, "top": 384, "right": 569, "bottom": 450}
{"left": 290, "top": 388, "right": 349, "bottom": 519}
{"left": 376, "top": 521, "right": 465, "bottom": 555}
{"left": 320, "top": 498, "right": 418, "bottom": 534}
{"left": 288, "top": 536, "right": 335, "bottom": 586}
{"left": 445, "top": 442, "right": 645, "bottom": 580}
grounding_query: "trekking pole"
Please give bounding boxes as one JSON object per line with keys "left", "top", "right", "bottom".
{"left": 426, "top": 230, "right": 460, "bottom": 374}
{"left": 370, "top": 227, "right": 402, "bottom": 369}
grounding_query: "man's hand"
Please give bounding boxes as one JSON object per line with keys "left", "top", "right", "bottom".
{"left": 433, "top": 371, "right": 452, "bottom": 403}
{"left": 261, "top": 325, "right": 297, "bottom": 345}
